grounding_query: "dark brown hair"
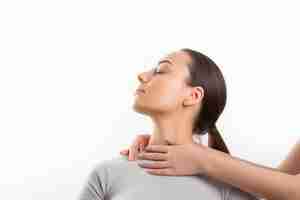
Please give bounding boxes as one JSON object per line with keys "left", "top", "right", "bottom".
{"left": 181, "top": 48, "right": 230, "bottom": 154}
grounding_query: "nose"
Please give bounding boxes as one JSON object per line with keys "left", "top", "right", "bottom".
{"left": 137, "top": 70, "right": 151, "bottom": 83}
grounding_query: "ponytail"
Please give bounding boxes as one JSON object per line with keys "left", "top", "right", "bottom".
{"left": 208, "top": 124, "right": 230, "bottom": 154}
{"left": 181, "top": 48, "right": 229, "bottom": 154}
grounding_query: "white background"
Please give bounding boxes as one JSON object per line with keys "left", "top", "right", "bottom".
{"left": 0, "top": 0, "right": 299, "bottom": 199}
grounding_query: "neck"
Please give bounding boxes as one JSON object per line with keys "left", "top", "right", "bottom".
{"left": 148, "top": 112, "right": 200, "bottom": 145}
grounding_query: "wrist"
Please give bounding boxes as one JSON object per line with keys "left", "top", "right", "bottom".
{"left": 196, "top": 145, "right": 225, "bottom": 176}
{"left": 192, "top": 143, "right": 212, "bottom": 175}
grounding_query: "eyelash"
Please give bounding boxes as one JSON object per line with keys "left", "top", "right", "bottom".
{"left": 153, "top": 67, "right": 164, "bottom": 74}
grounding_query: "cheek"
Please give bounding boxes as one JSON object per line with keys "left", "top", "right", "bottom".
{"left": 151, "top": 80, "right": 183, "bottom": 106}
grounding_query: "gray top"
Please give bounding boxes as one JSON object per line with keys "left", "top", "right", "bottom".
{"left": 78, "top": 155, "right": 259, "bottom": 200}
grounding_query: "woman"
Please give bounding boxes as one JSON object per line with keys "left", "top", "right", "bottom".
{"left": 119, "top": 52, "right": 300, "bottom": 200}
{"left": 79, "top": 48, "right": 258, "bottom": 200}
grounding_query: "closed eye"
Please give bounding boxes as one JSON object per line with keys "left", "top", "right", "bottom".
{"left": 154, "top": 67, "right": 165, "bottom": 74}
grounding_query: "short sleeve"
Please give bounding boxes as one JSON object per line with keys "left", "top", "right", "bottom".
{"left": 78, "top": 162, "right": 109, "bottom": 200}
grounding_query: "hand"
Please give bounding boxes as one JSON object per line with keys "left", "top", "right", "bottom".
{"left": 120, "top": 134, "right": 151, "bottom": 161}
{"left": 137, "top": 142, "right": 207, "bottom": 176}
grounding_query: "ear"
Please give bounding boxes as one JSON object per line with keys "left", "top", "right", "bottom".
{"left": 183, "top": 86, "right": 204, "bottom": 106}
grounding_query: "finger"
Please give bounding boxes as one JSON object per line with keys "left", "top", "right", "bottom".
{"left": 120, "top": 149, "right": 129, "bottom": 153}
{"left": 144, "top": 168, "right": 173, "bottom": 176}
{"left": 139, "top": 143, "right": 150, "bottom": 153}
{"left": 139, "top": 143, "right": 145, "bottom": 152}
{"left": 138, "top": 134, "right": 151, "bottom": 145}
{"left": 120, "top": 149, "right": 129, "bottom": 155}
{"left": 137, "top": 160, "right": 170, "bottom": 169}
{"left": 129, "top": 133, "right": 151, "bottom": 160}
{"left": 129, "top": 144, "right": 139, "bottom": 161}
{"left": 145, "top": 145, "right": 168, "bottom": 153}
{"left": 137, "top": 134, "right": 150, "bottom": 151}
{"left": 137, "top": 152, "right": 167, "bottom": 161}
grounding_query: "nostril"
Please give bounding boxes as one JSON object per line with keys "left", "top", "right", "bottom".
{"left": 137, "top": 74, "right": 144, "bottom": 82}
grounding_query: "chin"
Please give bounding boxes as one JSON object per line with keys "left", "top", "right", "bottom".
{"left": 132, "top": 101, "right": 149, "bottom": 115}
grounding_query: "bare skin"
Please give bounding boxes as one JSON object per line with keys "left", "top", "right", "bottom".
{"left": 120, "top": 49, "right": 300, "bottom": 199}
{"left": 120, "top": 135, "right": 300, "bottom": 200}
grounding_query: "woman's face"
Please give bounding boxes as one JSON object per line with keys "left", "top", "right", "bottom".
{"left": 132, "top": 50, "right": 197, "bottom": 116}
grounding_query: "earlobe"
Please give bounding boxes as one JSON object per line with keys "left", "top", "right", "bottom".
{"left": 183, "top": 98, "right": 192, "bottom": 106}
{"left": 183, "top": 95, "right": 196, "bottom": 106}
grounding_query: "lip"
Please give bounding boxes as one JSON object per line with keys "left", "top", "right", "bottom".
{"left": 134, "top": 89, "right": 145, "bottom": 95}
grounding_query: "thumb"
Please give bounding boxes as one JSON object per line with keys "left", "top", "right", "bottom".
{"left": 120, "top": 149, "right": 129, "bottom": 155}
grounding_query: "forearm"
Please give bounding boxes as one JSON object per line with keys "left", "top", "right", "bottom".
{"left": 200, "top": 146, "right": 300, "bottom": 200}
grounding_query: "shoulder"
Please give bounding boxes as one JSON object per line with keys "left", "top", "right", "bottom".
{"left": 78, "top": 155, "right": 131, "bottom": 200}
{"left": 204, "top": 176, "right": 259, "bottom": 200}
{"left": 94, "top": 154, "right": 129, "bottom": 169}
{"left": 85, "top": 155, "right": 129, "bottom": 194}
{"left": 91, "top": 154, "right": 132, "bottom": 182}
{"left": 91, "top": 155, "right": 129, "bottom": 177}
{"left": 224, "top": 185, "right": 260, "bottom": 200}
